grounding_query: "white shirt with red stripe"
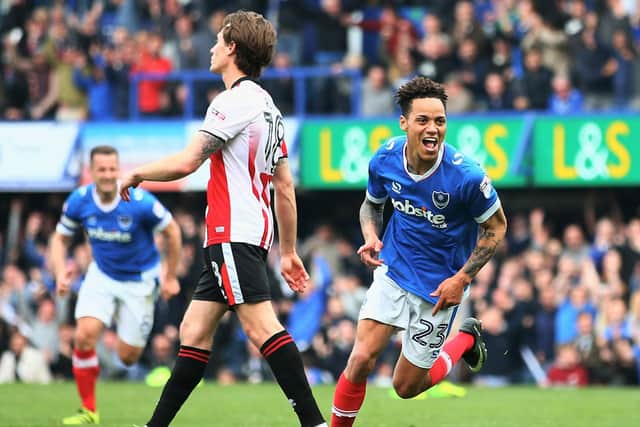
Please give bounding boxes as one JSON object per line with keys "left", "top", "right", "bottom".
{"left": 200, "top": 77, "right": 287, "bottom": 251}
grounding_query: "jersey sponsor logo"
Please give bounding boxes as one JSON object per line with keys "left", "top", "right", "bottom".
{"left": 391, "top": 198, "right": 447, "bottom": 228}
{"left": 391, "top": 181, "right": 402, "bottom": 194}
{"left": 432, "top": 191, "right": 450, "bottom": 209}
{"left": 117, "top": 215, "right": 133, "bottom": 230}
{"left": 479, "top": 175, "right": 493, "bottom": 199}
{"left": 87, "top": 227, "right": 132, "bottom": 242}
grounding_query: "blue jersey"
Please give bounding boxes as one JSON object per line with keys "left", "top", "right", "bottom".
{"left": 367, "top": 137, "right": 501, "bottom": 303}
{"left": 56, "top": 184, "right": 172, "bottom": 282}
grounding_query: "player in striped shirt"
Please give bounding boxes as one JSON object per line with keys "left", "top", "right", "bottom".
{"left": 120, "top": 11, "right": 326, "bottom": 427}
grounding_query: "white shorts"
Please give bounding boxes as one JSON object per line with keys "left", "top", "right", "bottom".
{"left": 75, "top": 262, "right": 158, "bottom": 347}
{"left": 359, "top": 266, "right": 464, "bottom": 369}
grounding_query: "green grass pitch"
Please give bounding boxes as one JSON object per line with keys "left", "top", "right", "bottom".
{"left": 0, "top": 382, "right": 638, "bottom": 426}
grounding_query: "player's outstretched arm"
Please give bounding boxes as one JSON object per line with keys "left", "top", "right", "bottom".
{"left": 49, "top": 232, "right": 73, "bottom": 297}
{"left": 272, "top": 158, "right": 309, "bottom": 293}
{"left": 461, "top": 206, "right": 507, "bottom": 279}
{"left": 120, "top": 131, "right": 227, "bottom": 200}
{"left": 158, "top": 218, "right": 182, "bottom": 300}
{"left": 431, "top": 206, "right": 507, "bottom": 314}
{"left": 357, "top": 197, "right": 385, "bottom": 267}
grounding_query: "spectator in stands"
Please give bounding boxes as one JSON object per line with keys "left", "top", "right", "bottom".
{"left": 481, "top": 71, "right": 514, "bottom": 110}
{"left": 513, "top": 47, "right": 553, "bottom": 110}
{"left": 456, "top": 37, "right": 489, "bottom": 98}
{"left": 352, "top": 4, "right": 418, "bottom": 67}
{"left": 520, "top": 9, "right": 569, "bottom": 77}
{"left": 360, "top": 64, "right": 395, "bottom": 116}
{"left": 164, "top": 14, "right": 210, "bottom": 71}
{"left": 261, "top": 52, "right": 295, "bottom": 116}
{"left": 534, "top": 285, "right": 557, "bottom": 367}
{"left": 451, "top": 0, "right": 489, "bottom": 56}
{"left": 0, "top": 329, "right": 52, "bottom": 384}
{"left": 130, "top": 31, "right": 172, "bottom": 116}
{"left": 411, "top": 28, "right": 455, "bottom": 84}
{"left": 546, "top": 343, "right": 588, "bottom": 386}
{"left": 610, "top": 28, "right": 636, "bottom": 109}
{"left": 572, "top": 16, "right": 616, "bottom": 111}
{"left": 442, "top": 72, "right": 475, "bottom": 113}
{"left": 574, "top": 310, "right": 609, "bottom": 384}
{"left": 556, "top": 285, "right": 597, "bottom": 345}
{"left": 72, "top": 52, "right": 114, "bottom": 120}
{"left": 548, "top": 73, "right": 584, "bottom": 113}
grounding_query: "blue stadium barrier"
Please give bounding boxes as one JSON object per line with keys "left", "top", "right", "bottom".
{"left": 129, "top": 67, "right": 363, "bottom": 120}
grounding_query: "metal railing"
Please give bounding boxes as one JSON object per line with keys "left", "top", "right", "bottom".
{"left": 129, "top": 66, "right": 363, "bottom": 119}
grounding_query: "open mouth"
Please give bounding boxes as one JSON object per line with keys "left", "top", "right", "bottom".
{"left": 422, "top": 137, "right": 438, "bottom": 152}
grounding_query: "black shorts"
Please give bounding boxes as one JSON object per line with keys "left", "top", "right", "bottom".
{"left": 192, "top": 242, "right": 271, "bottom": 307}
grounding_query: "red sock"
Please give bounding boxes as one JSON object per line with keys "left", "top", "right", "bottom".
{"left": 72, "top": 349, "right": 100, "bottom": 412}
{"left": 428, "top": 331, "right": 474, "bottom": 386}
{"left": 331, "top": 372, "right": 367, "bottom": 427}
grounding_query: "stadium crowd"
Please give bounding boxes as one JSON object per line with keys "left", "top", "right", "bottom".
{"left": 0, "top": 0, "right": 639, "bottom": 389}
{"left": 0, "top": 192, "right": 639, "bottom": 387}
{"left": 0, "top": 0, "right": 640, "bottom": 119}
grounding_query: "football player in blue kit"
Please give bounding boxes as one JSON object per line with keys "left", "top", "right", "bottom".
{"left": 50, "top": 145, "right": 182, "bottom": 424}
{"left": 331, "top": 77, "right": 507, "bottom": 426}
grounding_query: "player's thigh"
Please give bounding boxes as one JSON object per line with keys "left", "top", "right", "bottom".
{"left": 179, "top": 299, "right": 228, "bottom": 348}
{"left": 113, "top": 277, "right": 157, "bottom": 348}
{"left": 358, "top": 267, "right": 411, "bottom": 330}
{"left": 75, "top": 263, "right": 117, "bottom": 328}
{"left": 235, "top": 300, "right": 283, "bottom": 347}
{"left": 401, "top": 293, "right": 460, "bottom": 370}
{"left": 192, "top": 243, "right": 271, "bottom": 306}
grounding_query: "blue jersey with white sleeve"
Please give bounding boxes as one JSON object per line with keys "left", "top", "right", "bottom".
{"left": 366, "top": 137, "right": 501, "bottom": 304}
{"left": 56, "top": 184, "right": 172, "bottom": 282}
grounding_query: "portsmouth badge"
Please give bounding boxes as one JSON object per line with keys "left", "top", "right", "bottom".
{"left": 432, "top": 191, "right": 450, "bottom": 209}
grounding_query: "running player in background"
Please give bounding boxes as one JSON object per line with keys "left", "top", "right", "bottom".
{"left": 331, "top": 76, "right": 508, "bottom": 426}
{"left": 50, "top": 145, "right": 182, "bottom": 425}
{"left": 119, "top": 10, "right": 327, "bottom": 427}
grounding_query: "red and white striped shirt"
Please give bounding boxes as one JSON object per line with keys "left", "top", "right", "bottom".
{"left": 200, "top": 78, "right": 287, "bottom": 250}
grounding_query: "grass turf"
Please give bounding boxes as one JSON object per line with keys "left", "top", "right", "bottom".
{"left": 0, "top": 382, "right": 638, "bottom": 426}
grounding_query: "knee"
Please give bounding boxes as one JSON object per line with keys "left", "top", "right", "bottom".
{"left": 392, "top": 379, "right": 421, "bottom": 399}
{"left": 74, "top": 327, "right": 97, "bottom": 350}
{"left": 119, "top": 350, "right": 139, "bottom": 366}
{"left": 347, "top": 349, "right": 378, "bottom": 379}
{"left": 179, "top": 318, "right": 209, "bottom": 347}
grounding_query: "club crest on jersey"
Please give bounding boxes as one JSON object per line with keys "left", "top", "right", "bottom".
{"left": 432, "top": 191, "right": 450, "bottom": 209}
{"left": 87, "top": 216, "right": 97, "bottom": 226}
{"left": 117, "top": 215, "right": 133, "bottom": 230}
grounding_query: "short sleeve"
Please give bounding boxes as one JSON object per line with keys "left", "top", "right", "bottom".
{"left": 366, "top": 152, "right": 387, "bottom": 204}
{"left": 137, "top": 190, "right": 172, "bottom": 233}
{"left": 462, "top": 169, "right": 501, "bottom": 223}
{"left": 200, "top": 90, "right": 259, "bottom": 142}
{"left": 55, "top": 189, "right": 83, "bottom": 236}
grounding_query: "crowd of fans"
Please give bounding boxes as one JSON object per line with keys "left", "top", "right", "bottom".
{"left": 0, "top": 191, "right": 639, "bottom": 388}
{"left": 1, "top": 0, "right": 639, "bottom": 389}
{"left": 1, "top": 0, "right": 640, "bottom": 119}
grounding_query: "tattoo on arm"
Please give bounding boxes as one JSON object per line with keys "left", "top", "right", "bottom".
{"left": 198, "top": 131, "right": 226, "bottom": 162}
{"left": 360, "top": 198, "right": 384, "bottom": 233}
{"left": 462, "top": 227, "right": 502, "bottom": 278}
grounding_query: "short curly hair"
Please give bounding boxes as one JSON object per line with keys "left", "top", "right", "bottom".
{"left": 395, "top": 76, "right": 448, "bottom": 116}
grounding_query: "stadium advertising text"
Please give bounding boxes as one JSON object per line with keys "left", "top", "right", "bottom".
{"left": 534, "top": 116, "right": 638, "bottom": 186}
{"left": 300, "top": 118, "right": 528, "bottom": 189}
